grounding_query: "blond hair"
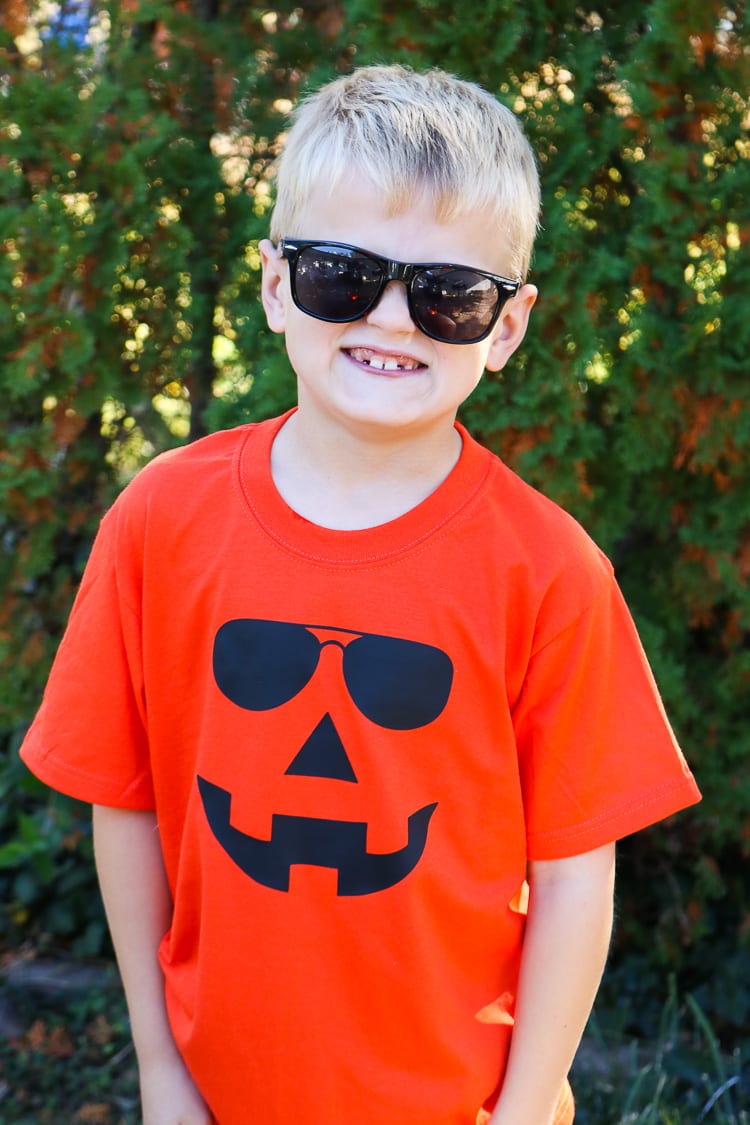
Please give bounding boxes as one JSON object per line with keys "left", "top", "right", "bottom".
{"left": 269, "top": 64, "right": 540, "bottom": 279}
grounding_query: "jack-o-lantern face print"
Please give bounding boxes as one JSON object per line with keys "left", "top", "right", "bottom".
{"left": 198, "top": 619, "right": 454, "bottom": 895}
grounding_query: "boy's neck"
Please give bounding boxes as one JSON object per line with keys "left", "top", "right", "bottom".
{"left": 269, "top": 409, "right": 463, "bottom": 531}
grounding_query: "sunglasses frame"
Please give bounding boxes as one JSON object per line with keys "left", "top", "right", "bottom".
{"left": 278, "top": 238, "right": 521, "bottom": 345}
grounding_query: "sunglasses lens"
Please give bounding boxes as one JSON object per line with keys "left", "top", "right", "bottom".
{"left": 214, "top": 619, "right": 321, "bottom": 711}
{"left": 411, "top": 268, "right": 501, "bottom": 343}
{"left": 293, "top": 245, "right": 383, "bottom": 322}
{"left": 344, "top": 634, "right": 454, "bottom": 730}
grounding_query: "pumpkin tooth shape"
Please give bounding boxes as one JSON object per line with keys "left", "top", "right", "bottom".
{"left": 198, "top": 776, "right": 437, "bottom": 895}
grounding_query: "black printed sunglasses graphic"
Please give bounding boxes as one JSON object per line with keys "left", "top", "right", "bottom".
{"left": 198, "top": 619, "right": 454, "bottom": 895}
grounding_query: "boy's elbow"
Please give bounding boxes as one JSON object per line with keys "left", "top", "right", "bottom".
{"left": 528, "top": 842, "right": 616, "bottom": 907}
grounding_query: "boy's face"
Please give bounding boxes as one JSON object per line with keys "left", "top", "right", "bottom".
{"left": 260, "top": 174, "right": 536, "bottom": 444}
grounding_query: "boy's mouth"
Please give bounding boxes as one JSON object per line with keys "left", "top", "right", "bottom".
{"left": 345, "top": 347, "right": 424, "bottom": 372}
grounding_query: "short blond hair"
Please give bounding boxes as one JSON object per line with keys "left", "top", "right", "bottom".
{"left": 269, "top": 64, "right": 540, "bottom": 279}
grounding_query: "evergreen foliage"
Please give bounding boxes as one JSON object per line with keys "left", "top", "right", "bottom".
{"left": 1, "top": 1, "right": 748, "bottom": 1040}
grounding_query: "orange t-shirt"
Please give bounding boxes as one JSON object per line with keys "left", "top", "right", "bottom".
{"left": 21, "top": 413, "right": 700, "bottom": 1124}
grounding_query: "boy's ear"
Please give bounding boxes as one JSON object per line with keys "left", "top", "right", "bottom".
{"left": 259, "top": 238, "right": 287, "bottom": 334}
{"left": 484, "top": 284, "right": 537, "bottom": 373}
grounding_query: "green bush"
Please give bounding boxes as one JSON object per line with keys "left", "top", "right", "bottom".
{"left": 0, "top": 725, "right": 105, "bottom": 956}
{"left": 1, "top": 0, "right": 748, "bottom": 1042}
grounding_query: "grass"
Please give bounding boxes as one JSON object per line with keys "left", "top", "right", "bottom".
{"left": 0, "top": 962, "right": 746, "bottom": 1124}
{"left": 572, "top": 983, "right": 748, "bottom": 1125}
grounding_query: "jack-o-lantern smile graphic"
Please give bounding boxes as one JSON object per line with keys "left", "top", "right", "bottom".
{"left": 198, "top": 619, "right": 454, "bottom": 895}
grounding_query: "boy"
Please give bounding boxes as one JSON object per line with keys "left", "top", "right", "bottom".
{"left": 20, "top": 65, "right": 700, "bottom": 1125}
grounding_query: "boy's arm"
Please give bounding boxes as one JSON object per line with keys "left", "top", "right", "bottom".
{"left": 92, "top": 806, "right": 211, "bottom": 1125}
{"left": 489, "top": 842, "right": 616, "bottom": 1125}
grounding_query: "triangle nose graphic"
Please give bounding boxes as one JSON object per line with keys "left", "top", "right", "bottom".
{"left": 285, "top": 713, "right": 358, "bottom": 783}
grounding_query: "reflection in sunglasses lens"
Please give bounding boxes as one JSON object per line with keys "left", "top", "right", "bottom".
{"left": 297, "top": 248, "right": 382, "bottom": 320}
{"left": 412, "top": 269, "right": 497, "bottom": 343}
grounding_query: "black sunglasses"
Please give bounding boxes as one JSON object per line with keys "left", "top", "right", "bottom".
{"left": 214, "top": 619, "right": 454, "bottom": 731}
{"left": 279, "top": 238, "right": 520, "bottom": 345}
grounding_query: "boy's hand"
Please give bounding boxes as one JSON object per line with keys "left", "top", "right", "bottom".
{"left": 140, "top": 1054, "right": 213, "bottom": 1125}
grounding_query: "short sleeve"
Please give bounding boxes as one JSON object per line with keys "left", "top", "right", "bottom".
{"left": 514, "top": 572, "right": 700, "bottom": 860}
{"left": 19, "top": 502, "right": 155, "bottom": 809}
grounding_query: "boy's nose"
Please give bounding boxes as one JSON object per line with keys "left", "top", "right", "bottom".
{"left": 365, "top": 280, "right": 415, "bottom": 333}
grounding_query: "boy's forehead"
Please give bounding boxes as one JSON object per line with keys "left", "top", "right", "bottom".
{"left": 287, "top": 173, "right": 514, "bottom": 274}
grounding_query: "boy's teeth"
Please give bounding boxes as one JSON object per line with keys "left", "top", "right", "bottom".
{"left": 348, "top": 348, "right": 420, "bottom": 371}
